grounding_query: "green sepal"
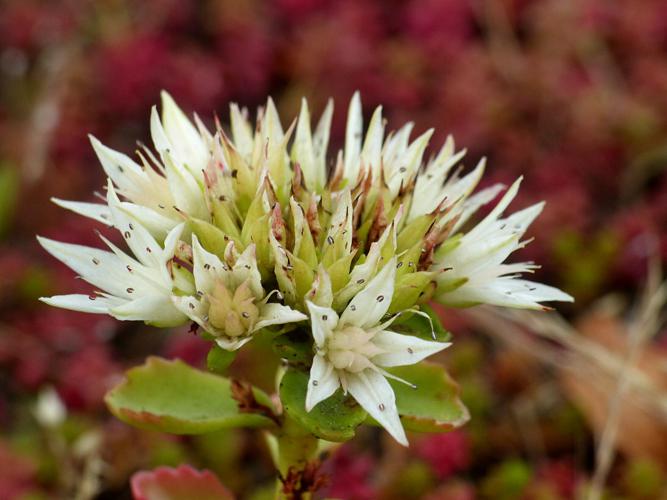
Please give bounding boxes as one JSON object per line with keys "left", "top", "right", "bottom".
{"left": 433, "top": 233, "right": 462, "bottom": 261}
{"left": 279, "top": 368, "right": 367, "bottom": 442}
{"left": 249, "top": 214, "right": 273, "bottom": 279}
{"left": 210, "top": 199, "right": 242, "bottom": 243}
{"left": 293, "top": 258, "right": 315, "bottom": 307}
{"left": 327, "top": 252, "right": 355, "bottom": 294}
{"left": 189, "top": 218, "right": 236, "bottom": 257}
{"left": 105, "top": 357, "right": 276, "bottom": 434}
{"left": 388, "top": 271, "right": 435, "bottom": 314}
{"left": 397, "top": 214, "right": 433, "bottom": 253}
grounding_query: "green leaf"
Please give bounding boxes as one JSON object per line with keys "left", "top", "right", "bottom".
{"left": 388, "top": 362, "right": 469, "bottom": 433}
{"left": 392, "top": 304, "right": 451, "bottom": 342}
{"left": 272, "top": 331, "right": 313, "bottom": 366}
{"left": 279, "top": 368, "right": 367, "bottom": 442}
{"left": 206, "top": 346, "right": 236, "bottom": 375}
{"left": 105, "top": 357, "right": 276, "bottom": 434}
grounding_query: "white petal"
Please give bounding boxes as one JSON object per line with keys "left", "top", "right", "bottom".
{"left": 51, "top": 199, "right": 112, "bottom": 227}
{"left": 305, "top": 354, "right": 340, "bottom": 411}
{"left": 106, "top": 182, "right": 163, "bottom": 268}
{"left": 306, "top": 265, "right": 333, "bottom": 308}
{"left": 89, "top": 135, "right": 145, "bottom": 195}
{"left": 451, "top": 183, "right": 505, "bottom": 233}
{"left": 313, "top": 98, "right": 333, "bottom": 179}
{"left": 215, "top": 336, "right": 254, "bottom": 351}
{"left": 40, "top": 294, "right": 124, "bottom": 314}
{"left": 191, "top": 234, "right": 230, "bottom": 294}
{"left": 172, "top": 294, "right": 208, "bottom": 322}
{"left": 343, "top": 91, "right": 363, "bottom": 182}
{"left": 441, "top": 277, "right": 574, "bottom": 309}
{"left": 118, "top": 201, "right": 177, "bottom": 237}
{"left": 371, "top": 330, "right": 451, "bottom": 367}
{"left": 306, "top": 301, "right": 338, "bottom": 346}
{"left": 232, "top": 244, "right": 264, "bottom": 299}
{"left": 293, "top": 98, "right": 318, "bottom": 190}
{"left": 150, "top": 105, "right": 172, "bottom": 154}
{"left": 162, "top": 223, "right": 185, "bottom": 260}
{"left": 160, "top": 91, "right": 209, "bottom": 177}
{"left": 340, "top": 257, "right": 396, "bottom": 329}
{"left": 163, "top": 153, "right": 207, "bottom": 219}
{"left": 110, "top": 294, "right": 187, "bottom": 326}
{"left": 37, "top": 236, "right": 131, "bottom": 298}
{"left": 230, "top": 103, "right": 254, "bottom": 160}
{"left": 360, "top": 106, "right": 384, "bottom": 178}
{"left": 326, "top": 189, "right": 353, "bottom": 252}
{"left": 254, "top": 303, "right": 308, "bottom": 331}
{"left": 347, "top": 370, "right": 407, "bottom": 446}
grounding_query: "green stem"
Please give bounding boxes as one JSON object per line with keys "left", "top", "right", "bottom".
{"left": 273, "top": 415, "right": 320, "bottom": 500}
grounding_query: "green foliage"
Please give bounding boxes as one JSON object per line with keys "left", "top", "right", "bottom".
{"left": 279, "top": 368, "right": 367, "bottom": 442}
{"left": 272, "top": 331, "right": 312, "bottom": 366}
{"left": 386, "top": 362, "right": 469, "bottom": 433}
{"left": 206, "top": 345, "right": 236, "bottom": 375}
{"left": 392, "top": 304, "right": 451, "bottom": 343}
{"left": 481, "top": 460, "right": 532, "bottom": 500}
{"left": 105, "top": 357, "right": 277, "bottom": 434}
{"left": 623, "top": 459, "right": 665, "bottom": 499}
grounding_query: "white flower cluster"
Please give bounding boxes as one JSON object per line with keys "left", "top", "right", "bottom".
{"left": 39, "top": 92, "right": 572, "bottom": 445}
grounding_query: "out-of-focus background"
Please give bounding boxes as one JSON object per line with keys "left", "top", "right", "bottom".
{"left": 1, "top": 1, "right": 667, "bottom": 498}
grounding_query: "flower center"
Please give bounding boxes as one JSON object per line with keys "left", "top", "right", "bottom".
{"left": 208, "top": 280, "right": 259, "bottom": 337}
{"left": 326, "top": 325, "right": 384, "bottom": 373}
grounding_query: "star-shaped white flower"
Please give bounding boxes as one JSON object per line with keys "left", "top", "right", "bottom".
{"left": 305, "top": 258, "right": 451, "bottom": 446}
{"left": 38, "top": 182, "right": 188, "bottom": 327}
{"left": 173, "top": 235, "right": 308, "bottom": 350}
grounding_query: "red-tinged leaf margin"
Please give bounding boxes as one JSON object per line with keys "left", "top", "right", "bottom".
{"left": 389, "top": 361, "right": 470, "bottom": 433}
{"left": 105, "top": 356, "right": 277, "bottom": 434}
{"left": 131, "top": 464, "right": 234, "bottom": 500}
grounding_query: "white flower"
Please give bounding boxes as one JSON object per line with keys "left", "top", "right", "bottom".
{"left": 433, "top": 178, "right": 574, "bottom": 309}
{"left": 173, "top": 235, "right": 308, "bottom": 350}
{"left": 305, "top": 258, "right": 451, "bottom": 446}
{"left": 38, "top": 182, "right": 188, "bottom": 327}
